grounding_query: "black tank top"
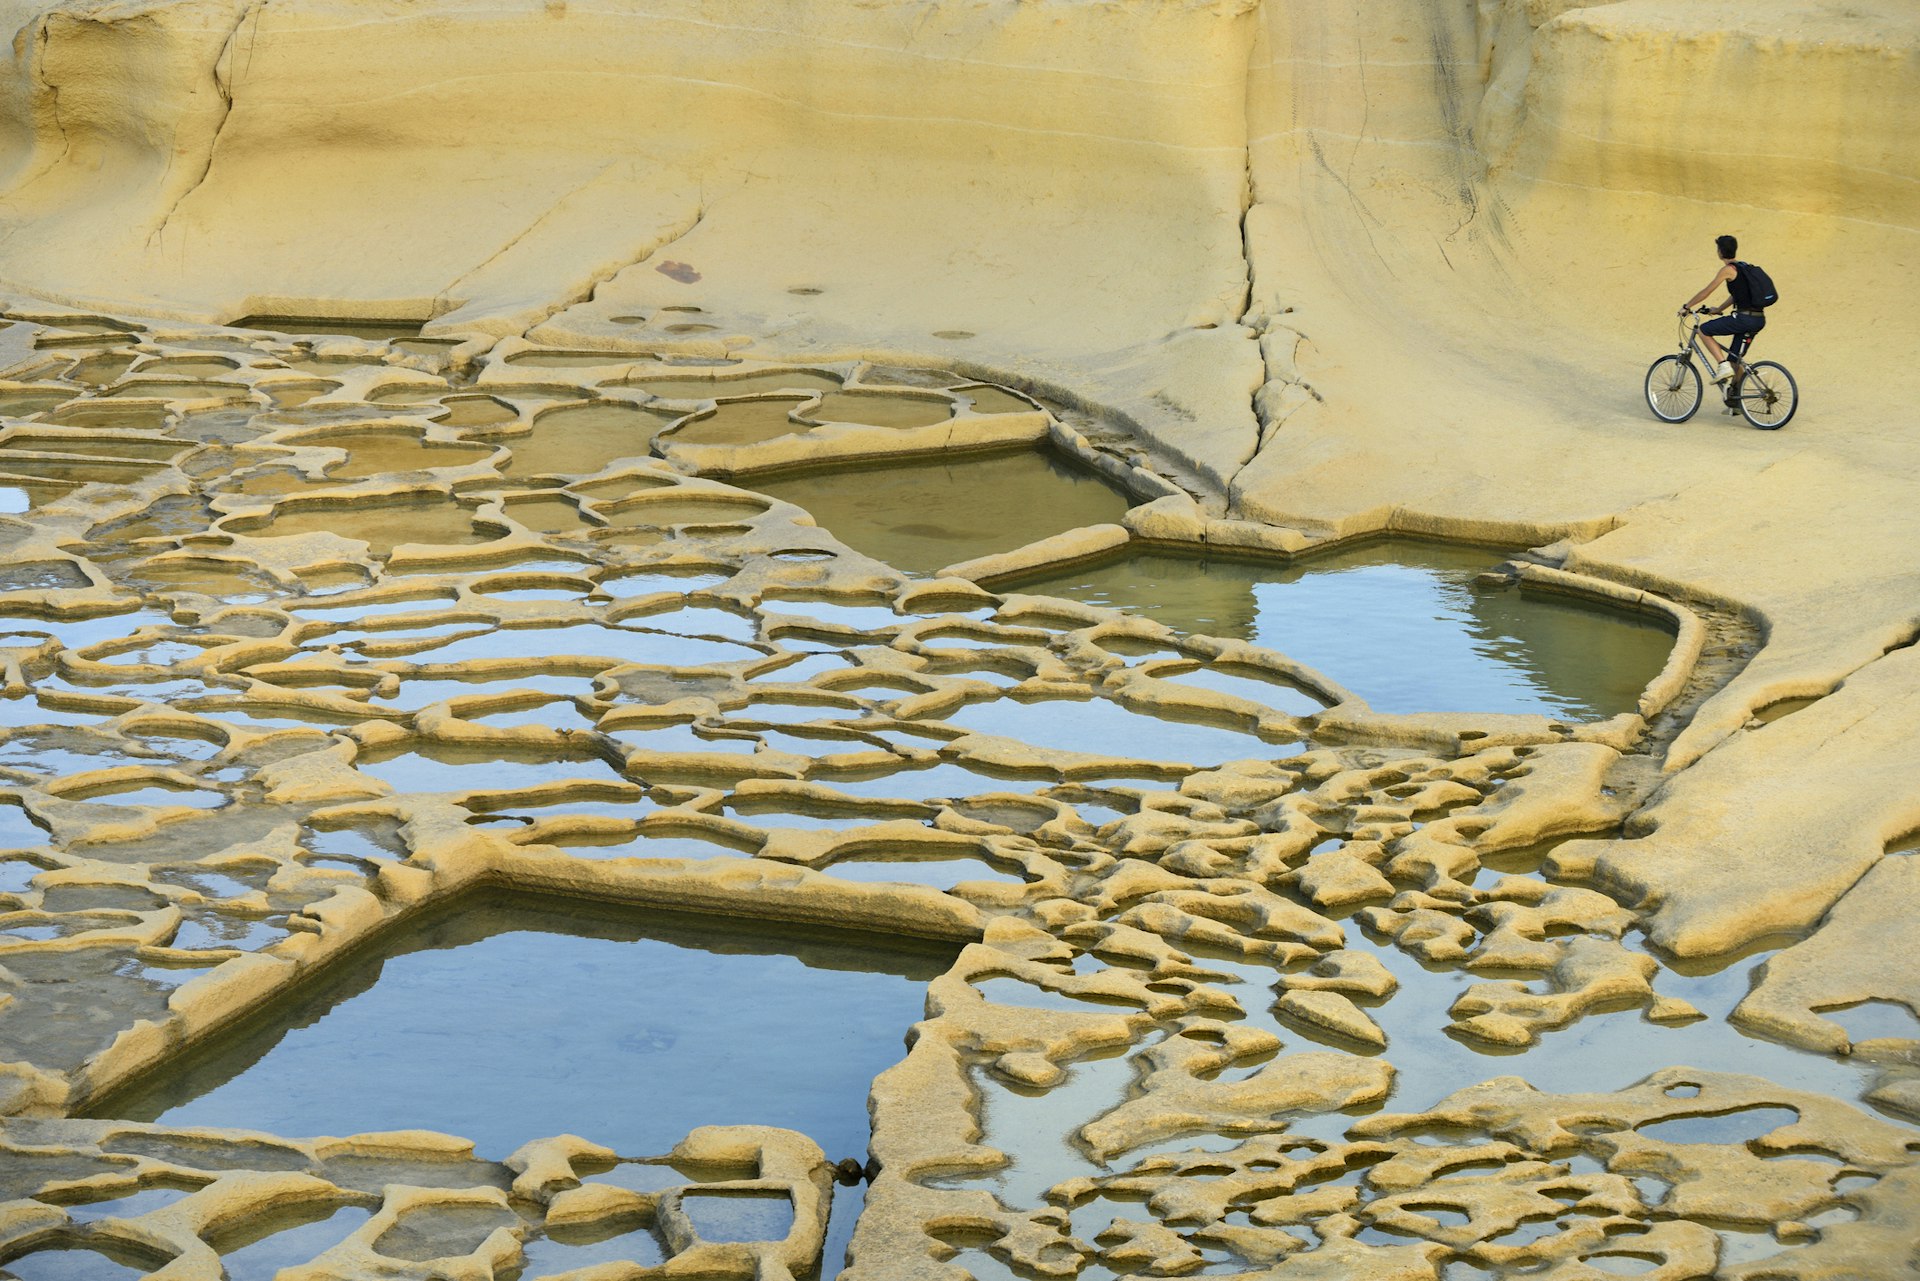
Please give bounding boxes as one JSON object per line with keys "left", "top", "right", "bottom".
{"left": 1726, "top": 263, "right": 1756, "bottom": 310}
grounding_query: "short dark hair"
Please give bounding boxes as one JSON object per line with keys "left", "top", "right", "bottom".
{"left": 1716, "top": 234, "right": 1738, "bottom": 259}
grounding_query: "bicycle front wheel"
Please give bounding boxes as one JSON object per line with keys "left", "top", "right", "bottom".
{"left": 1738, "top": 361, "right": 1798, "bottom": 430}
{"left": 1645, "top": 354, "right": 1701, "bottom": 423}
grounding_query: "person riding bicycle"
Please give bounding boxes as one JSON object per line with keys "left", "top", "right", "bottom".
{"left": 1680, "top": 234, "right": 1765, "bottom": 385}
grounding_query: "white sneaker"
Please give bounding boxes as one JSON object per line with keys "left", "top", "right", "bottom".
{"left": 1712, "top": 361, "right": 1734, "bottom": 384}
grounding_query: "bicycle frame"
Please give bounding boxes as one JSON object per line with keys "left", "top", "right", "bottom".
{"left": 1648, "top": 311, "right": 1794, "bottom": 428}
{"left": 1678, "top": 313, "right": 1758, "bottom": 396}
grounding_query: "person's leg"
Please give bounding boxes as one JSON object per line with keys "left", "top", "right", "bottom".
{"left": 1713, "top": 318, "right": 1763, "bottom": 403}
{"left": 1697, "top": 316, "right": 1738, "bottom": 381}
{"left": 1721, "top": 334, "right": 1746, "bottom": 404}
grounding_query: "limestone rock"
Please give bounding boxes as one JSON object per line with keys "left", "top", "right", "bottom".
{"left": 1275, "top": 989, "right": 1387, "bottom": 1050}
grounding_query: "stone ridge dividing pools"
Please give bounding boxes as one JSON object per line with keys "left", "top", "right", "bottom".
{"left": 0, "top": 1114, "right": 831, "bottom": 1281}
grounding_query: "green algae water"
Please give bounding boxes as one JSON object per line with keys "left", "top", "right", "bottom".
{"left": 751, "top": 448, "right": 1133, "bottom": 575}
{"left": 1010, "top": 541, "right": 1674, "bottom": 720}
{"left": 93, "top": 895, "right": 955, "bottom": 1162}
{"left": 233, "top": 317, "right": 426, "bottom": 341}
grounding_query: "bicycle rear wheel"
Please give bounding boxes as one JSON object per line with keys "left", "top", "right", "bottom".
{"left": 1645, "top": 354, "right": 1701, "bottom": 423}
{"left": 1738, "top": 361, "right": 1797, "bottom": 430}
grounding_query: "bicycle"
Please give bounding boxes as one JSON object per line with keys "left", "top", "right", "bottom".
{"left": 1644, "top": 309, "right": 1797, "bottom": 430}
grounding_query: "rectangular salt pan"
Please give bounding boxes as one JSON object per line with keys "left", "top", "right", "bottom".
{"left": 90, "top": 896, "right": 956, "bottom": 1163}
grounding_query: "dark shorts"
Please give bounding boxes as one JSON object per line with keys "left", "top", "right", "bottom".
{"left": 1701, "top": 312, "right": 1765, "bottom": 355}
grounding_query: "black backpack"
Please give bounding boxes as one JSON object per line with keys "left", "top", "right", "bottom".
{"left": 1734, "top": 261, "right": 1779, "bottom": 309}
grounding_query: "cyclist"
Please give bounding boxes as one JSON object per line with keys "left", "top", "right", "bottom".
{"left": 1680, "top": 234, "right": 1765, "bottom": 385}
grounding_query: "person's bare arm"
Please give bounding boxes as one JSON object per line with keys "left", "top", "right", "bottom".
{"left": 1683, "top": 264, "right": 1736, "bottom": 313}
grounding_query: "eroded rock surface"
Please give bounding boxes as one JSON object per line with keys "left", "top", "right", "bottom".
{"left": 0, "top": 315, "right": 1902, "bottom": 1278}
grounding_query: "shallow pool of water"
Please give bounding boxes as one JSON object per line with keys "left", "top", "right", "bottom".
{"left": 0, "top": 483, "right": 64, "bottom": 513}
{"left": 681, "top": 1189, "right": 795, "bottom": 1243}
{"left": 504, "top": 1216, "right": 664, "bottom": 1279}
{"left": 289, "top": 594, "right": 454, "bottom": 623}
{"left": 66, "top": 353, "right": 139, "bottom": 385}
{"left": 469, "top": 699, "right": 601, "bottom": 731}
{"left": 70, "top": 783, "right": 226, "bottom": 809}
{"left": 398, "top": 621, "right": 757, "bottom": 668}
{"left": 100, "top": 381, "right": 246, "bottom": 403}
{"left": 234, "top": 316, "right": 424, "bottom": 341}
{"left": 956, "top": 385, "right": 1037, "bottom": 416}
{"left": 0, "top": 455, "right": 164, "bottom": 485}
{"left": 825, "top": 855, "right": 1023, "bottom": 890}
{"left": 363, "top": 381, "right": 452, "bottom": 405}
{"left": 803, "top": 391, "right": 953, "bottom": 429}
{"left": 293, "top": 429, "right": 493, "bottom": 479}
{"left": 723, "top": 800, "right": 912, "bottom": 831}
{"left": 759, "top": 597, "right": 905, "bottom": 633}
{"left": 48, "top": 402, "right": 169, "bottom": 432}
{"left": 1820, "top": 999, "right": 1920, "bottom": 1044}
{"left": 956, "top": 1047, "right": 1139, "bottom": 1207}
{"left": 196, "top": 705, "right": 364, "bottom": 733}
{"left": 494, "top": 403, "right": 679, "bottom": 478}
{"left": 433, "top": 396, "right": 518, "bottom": 427}
{"left": 1195, "top": 915, "right": 1886, "bottom": 1117}
{"left": 619, "top": 603, "right": 760, "bottom": 644}
{"left": 368, "top": 673, "right": 598, "bottom": 709}
{"left": 0, "top": 435, "right": 189, "bottom": 462}
{"left": 93, "top": 896, "right": 954, "bottom": 1161}
{"left": 353, "top": 745, "right": 626, "bottom": 795}
{"left": 666, "top": 396, "right": 813, "bottom": 447}
{"left": 1635, "top": 1105, "right": 1799, "bottom": 1146}
{"left": 610, "top": 723, "right": 760, "bottom": 756}
{"left": 937, "top": 696, "right": 1294, "bottom": 766}
{"left": 1154, "top": 664, "right": 1327, "bottom": 717}
{"left": 48, "top": 1184, "right": 193, "bottom": 1224}
{"left": 810, "top": 761, "right": 1055, "bottom": 802}
{"left": 595, "top": 494, "right": 770, "bottom": 530}
{"left": 549, "top": 829, "right": 751, "bottom": 861}
{"left": 727, "top": 697, "right": 869, "bottom": 727}
{"left": 750, "top": 449, "right": 1133, "bottom": 576}
{"left": 0, "top": 1241, "right": 162, "bottom": 1280}
{"left": 502, "top": 495, "right": 595, "bottom": 534}
{"left": 631, "top": 371, "right": 841, "bottom": 401}
{"left": 215, "top": 1205, "right": 376, "bottom": 1281}
{"left": 597, "top": 568, "right": 731, "bottom": 598}
{"left": 0, "top": 389, "right": 78, "bottom": 415}
{"left": 0, "top": 608, "right": 172, "bottom": 652}
{"left": 1010, "top": 542, "right": 1674, "bottom": 720}
{"left": 238, "top": 496, "right": 501, "bottom": 555}
{"left": 749, "top": 653, "right": 852, "bottom": 683}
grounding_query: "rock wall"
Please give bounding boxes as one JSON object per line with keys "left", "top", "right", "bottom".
{"left": 1479, "top": 0, "right": 1920, "bottom": 228}
{"left": 1, "top": 0, "right": 1911, "bottom": 325}
{"left": 0, "top": 0, "right": 1911, "bottom": 496}
{"left": 0, "top": 0, "right": 1254, "bottom": 325}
